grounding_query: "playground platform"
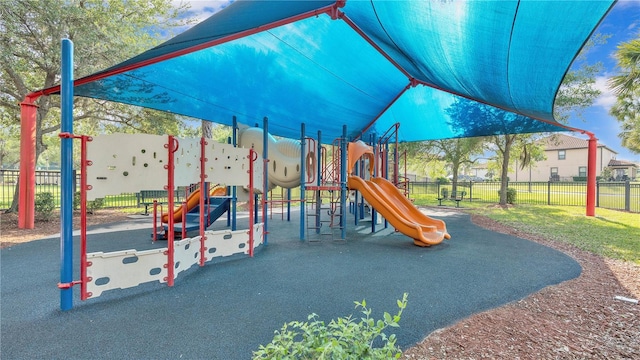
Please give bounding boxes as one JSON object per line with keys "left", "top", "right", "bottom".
{"left": 0, "top": 207, "right": 581, "bottom": 359}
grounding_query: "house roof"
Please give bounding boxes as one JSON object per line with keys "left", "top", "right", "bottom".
{"left": 608, "top": 159, "right": 638, "bottom": 168}
{"left": 541, "top": 134, "right": 618, "bottom": 154}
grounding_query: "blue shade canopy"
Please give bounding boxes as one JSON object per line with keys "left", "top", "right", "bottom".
{"left": 63, "top": 0, "right": 614, "bottom": 143}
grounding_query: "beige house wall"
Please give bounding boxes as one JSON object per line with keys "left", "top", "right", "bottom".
{"left": 509, "top": 146, "right": 618, "bottom": 182}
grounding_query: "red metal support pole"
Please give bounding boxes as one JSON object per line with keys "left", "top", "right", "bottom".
{"left": 79, "top": 135, "right": 92, "bottom": 300}
{"left": 199, "top": 137, "right": 207, "bottom": 266}
{"left": 165, "top": 136, "right": 178, "bottom": 286}
{"left": 18, "top": 96, "right": 40, "bottom": 229}
{"left": 153, "top": 201, "right": 158, "bottom": 242}
{"left": 57, "top": 133, "right": 92, "bottom": 300}
{"left": 181, "top": 201, "right": 187, "bottom": 240}
{"left": 586, "top": 133, "right": 597, "bottom": 217}
{"left": 248, "top": 149, "right": 257, "bottom": 257}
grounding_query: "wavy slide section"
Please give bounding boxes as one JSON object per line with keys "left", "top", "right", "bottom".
{"left": 371, "top": 177, "right": 450, "bottom": 240}
{"left": 162, "top": 186, "right": 226, "bottom": 223}
{"left": 347, "top": 176, "right": 448, "bottom": 246}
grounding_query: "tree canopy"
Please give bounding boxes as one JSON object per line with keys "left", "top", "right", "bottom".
{"left": 0, "top": 0, "right": 193, "bottom": 164}
{"left": 1, "top": 0, "right": 195, "bottom": 211}
{"left": 608, "top": 36, "right": 640, "bottom": 154}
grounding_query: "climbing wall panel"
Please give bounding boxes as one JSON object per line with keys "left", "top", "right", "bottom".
{"left": 85, "top": 134, "right": 168, "bottom": 200}
{"left": 203, "top": 142, "right": 263, "bottom": 190}
{"left": 174, "top": 137, "right": 202, "bottom": 187}
{"left": 85, "top": 223, "right": 264, "bottom": 299}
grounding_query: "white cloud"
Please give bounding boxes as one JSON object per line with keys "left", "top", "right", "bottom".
{"left": 593, "top": 75, "right": 617, "bottom": 110}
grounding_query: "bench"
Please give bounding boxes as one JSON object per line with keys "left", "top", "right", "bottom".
{"left": 450, "top": 190, "right": 466, "bottom": 207}
{"left": 436, "top": 189, "right": 449, "bottom": 206}
{"left": 138, "top": 190, "right": 176, "bottom": 215}
{"left": 436, "top": 189, "right": 466, "bottom": 207}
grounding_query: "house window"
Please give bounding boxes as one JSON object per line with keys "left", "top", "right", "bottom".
{"left": 558, "top": 150, "right": 566, "bottom": 160}
{"left": 550, "top": 167, "right": 559, "bottom": 181}
{"left": 578, "top": 166, "right": 587, "bottom": 177}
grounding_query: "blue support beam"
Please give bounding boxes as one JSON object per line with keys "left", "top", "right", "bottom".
{"left": 60, "top": 39, "right": 74, "bottom": 311}
{"left": 300, "top": 123, "right": 306, "bottom": 240}
{"left": 340, "top": 125, "right": 347, "bottom": 240}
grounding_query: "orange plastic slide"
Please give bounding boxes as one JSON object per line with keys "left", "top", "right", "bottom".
{"left": 161, "top": 186, "right": 226, "bottom": 223}
{"left": 371, "top": 177, "right": 450, "bottom": 240}
{"left": 347, "top": 176, "right": 448, "bottom": 246}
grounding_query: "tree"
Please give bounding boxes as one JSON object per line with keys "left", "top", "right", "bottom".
{"left": 608, "top": 37, "right": 640, "bottom": 153}
{"left": 554, "top": 33, "right": 609, "bottom": 122}
{"left": 416, "top": 138, "right": 485, "bottom": 193}
{"left": 0, "top": 0, "right": 192, "bottom": 212}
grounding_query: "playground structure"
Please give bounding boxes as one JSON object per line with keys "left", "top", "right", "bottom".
{"left": 61, "top": 131, "right": 264, "bottom": 302}
{"left": 160, "top": 185, "right": 227, "bottom": 223}
{"left": 57, "top": 117, "right": 450, "bottom": 306}
{"left": 155, "top": 185, "right": 230, "bottom": 240}
{"left": 53, "top": 113, "right": 457, "bottom": 308}
{"left": 346, "top": 140, "right": 450, "bottom": 246}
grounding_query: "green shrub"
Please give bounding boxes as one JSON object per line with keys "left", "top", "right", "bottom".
{"left": 572, "top": 176, "right": 604, "bottom": 182}
{"left": 74, "top": 192, "right": 104, "bottom": 214}
{"left": 74, "top": 192, "right": 80, "bottom": 210}
{"left": 253, "top": 293, "right": 408, "bottom": 359}
{"left": 506, "top": 188, "right": 517, "bottom": 204}
{"left": 35, "top": 192, "right": 55, "bottom": 220}
{"left": 436, "top": 177, "right": 450, "bottom": 184}
{"left": 87, "top": 198, "right": 104, "bottom": 214}
{"left": 496, "top": 188, "right": 517, "bottom": 204}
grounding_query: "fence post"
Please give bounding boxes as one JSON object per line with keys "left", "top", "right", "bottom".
{"left": 625, "top": 180, "right": 631, "bottom": 211}
{"left": 469, "top": 181, "right": 473, "bottom": 202}
{"left": 547, "top": 181, "right": 551, "bottom": 205}
{"left": 596, "top": 181, "right": 600, "bottom": 208}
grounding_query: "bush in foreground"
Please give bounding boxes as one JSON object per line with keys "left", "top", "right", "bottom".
{"left": 253, "top": 293, "right": 408, "bottom": 359}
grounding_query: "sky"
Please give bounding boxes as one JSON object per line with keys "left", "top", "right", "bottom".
{"left": 567, "top": 0, "right": 640, "bottom": 162}
{"left": 177, "top": 0, "right": 640, "bottom": 162}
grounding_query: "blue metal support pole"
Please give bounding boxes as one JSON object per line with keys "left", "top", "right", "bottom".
{"left": 354, "top": 157, "right": 359, "bottom": 225}
{"left": 317, "top": 130, "right": 322, "bottom": 187}
{"left": 263, "top": 117, "right": 269, "bottom": 245}
{"left": 232, "top": 116, "right": 238, "bottom": 231}
{"left": 60, "top": 39, "right": 74, "bottom": 311}
{"left": 226, "top": 137, "right": 232, "bottom": 227}
{"left": 300, "top": 123, "right": 306, "bottom": 240}
{"left": 315, "top": 131, "right": 322, "bottom": 233}
{"left": 287, "top": 188, "right": 291, "bottom": 222}
{"left": 383, "top": 142, "right": 389, "bottom": 229}
{"left": 358, "top": 158, "right": 364, "bottom": 221}
{"left": 340, "top": 125, "right": 347, "bottom": 240}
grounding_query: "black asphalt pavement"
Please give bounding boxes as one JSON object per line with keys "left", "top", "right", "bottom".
{"left": 1, "top": 208, "right": 581, "bottom": 359}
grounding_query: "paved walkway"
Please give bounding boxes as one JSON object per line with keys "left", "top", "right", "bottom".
{"left": 1, "top": 208, "right": 580, "bottom": 359}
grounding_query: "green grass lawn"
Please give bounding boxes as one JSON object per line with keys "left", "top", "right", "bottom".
{"left": 414, "top": 198, "right": 640, "bottom": 265}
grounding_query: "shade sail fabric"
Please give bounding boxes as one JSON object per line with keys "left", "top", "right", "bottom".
{"left": 66, "top": 0, "right": 614, "bottom": 143}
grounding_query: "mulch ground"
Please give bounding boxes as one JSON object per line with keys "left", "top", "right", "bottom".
{"left": 403, "top": 214, "right": 639, "bottom": 359}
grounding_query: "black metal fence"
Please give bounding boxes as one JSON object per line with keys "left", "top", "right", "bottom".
{"left": 408, "top": 180, "right": 640, "bottom": 213}
{"left": 1, "top": 170, "right": 142, "bottom": 210}
{"left": 1, "top": 170, "right": 638, "bottom": 213}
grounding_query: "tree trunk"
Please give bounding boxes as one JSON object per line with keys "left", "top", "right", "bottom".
{"left": 499, "top": 135, "right": 515, "bottom": 205}
{"left": 451, "top": 160, "right": 460, "bottom": 194}
{"left": 202, "top": 120, "right": 212, "bottom": 139}
{"left": 7, "top": 180, "right": 19, "bottom": 213}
